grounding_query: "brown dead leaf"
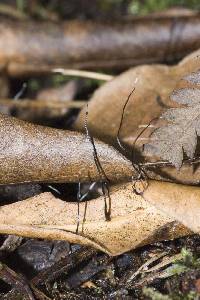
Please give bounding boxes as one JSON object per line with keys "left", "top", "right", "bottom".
{"left": 75, "top": 49, "right": 200, "bottom": 147}
{"left": 0, "top": 113, "right": 133, "bottom": 185}
{"left": 0, "top": 182, "right": 190, "bottom": 256}
{"left": 74, "top": 49, "right": 200, "bottom": 185}
{"left": 143, "top": 180, "right": 200, "bottom": 234}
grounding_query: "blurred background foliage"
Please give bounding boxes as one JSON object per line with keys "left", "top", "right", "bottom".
{"left": 128, "top": 0, "right": 200, "bottom": 14}
{"left": 11, "top": 0, "right": 200, "bottom": 21}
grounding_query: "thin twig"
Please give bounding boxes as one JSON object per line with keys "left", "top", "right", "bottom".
{"left": 53, "top": 68, "right": 114, "bottom": 81}
{"left": 0, "top": 263, "right": 35, "bottom": 299}
{"left": 126, "top": 252, "right": 167, "bottom": 284}
{"left": 31, "top": 247, "right": 97, "bottom": 286}
{"left": 0, "top": 98, "right": 87, "bottom": 109}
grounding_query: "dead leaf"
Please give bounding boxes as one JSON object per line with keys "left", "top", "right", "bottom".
{"left": 0, "top": 113, "right": 133, "bottom": 185}
{"left": 143, "top": 180, "right": 200, "bottom": 234}
{"left": 74, "top": 49, "right": 200, "bottom": 185}
{"left": 144, "top": 70, "right": 200, "bottom": 168}
{"left": 0, "top": 182, "right": 190, "bottom": 256}
{"left": 75, "top": 50, "right": 200, "bottom": 147}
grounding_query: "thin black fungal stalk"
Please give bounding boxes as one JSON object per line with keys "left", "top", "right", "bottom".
{"left": 79, "top": 182, "right": 97, "bottom": 202}
{"left": 81, "top": 171, "right": 91, "bottom": 233}
{"left": 101, "top": 181, "right": 111, "bottom": 221}
{"left": 82, "top": 200, "right": 88, "bottom": 233}
{"left": 132, "top": 117, "right": 159, "bottom": 175}
{"left": 14, "top": 82, "right": 27, "bottom": 100}
{"left": 76, "top": 181, "right": 97, "bottom": 233}
{"left": 76, "top": 181, "right": 81, "bottom": 234}
{"left": 116, "top": 87, "right": 136, "bottom": 151}
{"left": 116, "top": 81, "right": 148, "bottom": 193}
{"left": 85, "top": 104, "right": 109, "bottom": 181}
{"left": 130, "top": 117, "right": 160, "bottom": 194}
{"left": 84, "top": 104, "right": 111, "bottom": 221}
{"left": 116, "top": 81, "right": 143, "bottom": 180}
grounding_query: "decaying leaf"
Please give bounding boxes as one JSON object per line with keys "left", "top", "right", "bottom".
{"left": 143, "top": 180, "right": 200, "bottom": 234}
{"left": 0, "top": 113, "right": 134, "bottom": 185}
{"left": 144, "top": 70, "right": 200, "bottom": 168}
{"left": 74, "top": 50, "right": 200, "bottom": 185}
{"left": 75, "top": 50, "right": 200, "bottom": 148}
{"left": 3, "top": 111, "right": 200, "bottom": 186}
{"left": 0, "top": 182, "right": 191, "bottom": 256}
{"left": 185, "top": 70, "right": 200, "bottom": 85}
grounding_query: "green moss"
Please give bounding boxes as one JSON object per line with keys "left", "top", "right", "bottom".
{"left": 143, "top": 287, "right": 172, "bottom": 300}
{"left": 143, "top": 287, "right": 199, "bottom": 300}
{"left": 128, "top": 0, "right": 200, "bottom": 15}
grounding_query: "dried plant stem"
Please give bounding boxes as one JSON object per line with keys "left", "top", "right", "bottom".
{"left": 0, "top": 4, "right": 28, "bottom": 20}
{"left": 0, "top": 98, "right": 87, "bottom": 109}
{"left": 53, "top": 68, "right": 114, "bottom": 81}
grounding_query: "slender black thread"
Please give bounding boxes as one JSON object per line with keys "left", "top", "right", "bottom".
{"left": 76, "top": 182, "right": 81, "bottom": 234}
{"left": 84, "top": 104, "right": 111, "bottom": 221}
{"left": 116, "top": 87, "right": 136, "bottom": 151}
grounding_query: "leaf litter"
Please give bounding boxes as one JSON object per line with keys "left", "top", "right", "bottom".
{"left": 1, "top": 48, "right": 200, "bottom": 299}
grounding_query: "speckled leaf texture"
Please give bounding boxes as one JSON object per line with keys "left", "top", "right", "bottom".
{"left": 145, "top": 70, "right": 200, "bottom": 168}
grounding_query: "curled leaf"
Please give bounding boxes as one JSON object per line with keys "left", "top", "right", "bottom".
{"left": 75, "top": 50, "right": 200, "bottom": 148}
{"left": 0, "top": 182, "right": 190, "bottom": 256}
{"left": 0, "top": 113, "right": 133, "bottom": 185}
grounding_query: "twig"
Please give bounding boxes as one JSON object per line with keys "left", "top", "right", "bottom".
{"left": 140, "top": 155, "right": 200, "bottom": 169}
{"left": 0, "top": 235, "right": 22, "bottom": 258}
{"left": 126, "top": 252, "right": 167, "bottom": 284}
{"left": 30, "top": 285, "right": 51, "bottom": 300}
{"left": 0, "top": 98, "right": 86, "bottom": 109}
{"left": 143, "top": 253, "right": 182, "bottom": 273}
{"left": 53, "top": 68, "right": 114, "bottom": 81}
{"left": 31, "top": 246, "right": 97, "bottom": 287}
{"left": 0, "top": 263, "right": 35, "bottom": 300}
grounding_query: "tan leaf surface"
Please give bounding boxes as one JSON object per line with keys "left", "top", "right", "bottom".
{"left": 0, "top": 113, "right": 133, "bottom": 185}
{"left": 143, "top": 180, "right": 200, "bottom": 234}
{"left": 75, "top": 49, "right": 200, "bottom": 147}
{"left": 74, "top": 49, "right": 200, "bottom": 184}
{"left": 0, "top": 182, "right": 190, "bottom": 256}
{"left": 144, "top": 70, "right": 200, "bottom": 168}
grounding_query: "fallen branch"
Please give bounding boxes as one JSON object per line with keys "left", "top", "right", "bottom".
{"left": 0, "top": 16, "right": 199, "bottom": 76}
{"left": 0, "top": 98, "right": 86, "bottom": 110}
